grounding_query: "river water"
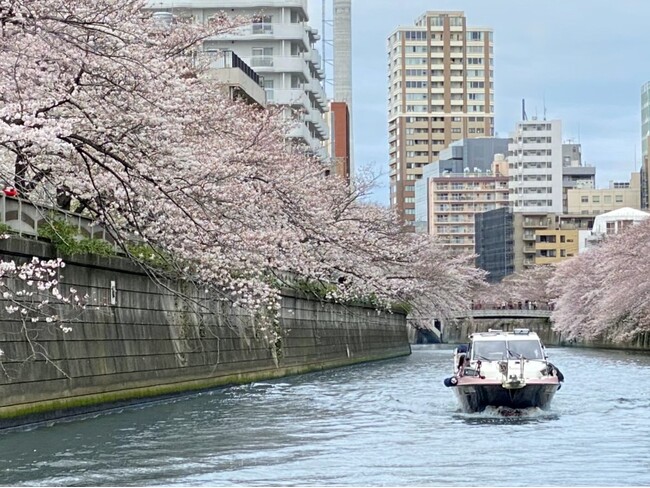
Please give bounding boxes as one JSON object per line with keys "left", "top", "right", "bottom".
{"left": 1, "top": 345, "right": 650, "bottom": 486}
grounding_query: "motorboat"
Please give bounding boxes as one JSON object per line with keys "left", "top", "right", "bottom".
{"left": 443, "top": 328, "right": 564, "bottom": 413}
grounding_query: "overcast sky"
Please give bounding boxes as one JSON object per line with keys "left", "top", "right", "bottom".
{"left": 308, "top": 0, "right": 650, "bottom": 205}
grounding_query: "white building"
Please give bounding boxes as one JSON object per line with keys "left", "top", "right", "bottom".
{"left": 507, "top": 119, "right": 563, "bottom": 214}
{"left": 145, "top": 0, "right": 329, "bottom": 160}
{"left": 591, "top": 207, "right": 650, "bottom": 235}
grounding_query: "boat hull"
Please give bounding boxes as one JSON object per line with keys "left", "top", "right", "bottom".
{"left": 452, "top": 381, "right": 560, "bottom": 413}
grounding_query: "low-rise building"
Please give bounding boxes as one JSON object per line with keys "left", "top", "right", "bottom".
{"left": 476, "top": 208, "right": 597, "bottom": 278}
{"left": 414, "top": 137, "right": 508, "bottom": 234}
{"left": 586, "top": 207, "right": 650, "bottom": 247}
{"left": 428, "top": 171, "right": 509, "bottom": 255}
{"left": 567, "top": 172, "right": 641, "bottom": 215}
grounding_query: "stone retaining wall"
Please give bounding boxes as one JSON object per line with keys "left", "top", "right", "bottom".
{"left": 0, "top": 238, "right": 410, "bottom": 429}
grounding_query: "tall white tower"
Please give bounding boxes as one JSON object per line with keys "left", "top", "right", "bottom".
{"left": 333, "top": 0, "right": 352, "bottom": 105}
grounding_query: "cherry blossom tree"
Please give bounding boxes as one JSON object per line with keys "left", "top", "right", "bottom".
{"left": 472, "top": 265, "right": 557, "bottom": 309}
{"left": 0, "top": 0, "right": 484, "bottom": 341}
{"left": 0, "top": 255, "right": 85, "bottom": 378}
{"left": 550, "top": 219, "right": 650, "bottom": 342}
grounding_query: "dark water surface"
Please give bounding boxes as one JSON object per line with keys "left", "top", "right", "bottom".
{"left": 1, "top": 345, "right": 649, "bottom": 486}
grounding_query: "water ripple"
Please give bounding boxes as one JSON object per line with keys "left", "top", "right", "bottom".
{"left": 2, "top": 346, "right": 650, "bottom": 486}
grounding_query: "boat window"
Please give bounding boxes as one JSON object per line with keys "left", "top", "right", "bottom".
{"left": 507, "top": 340, "right": 543, "bottom": 359}
{"left": 472, "top": 340, "right": 507, "bottom": 360}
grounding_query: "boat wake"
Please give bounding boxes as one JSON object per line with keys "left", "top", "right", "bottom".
{"left": 454, "top": 405, "right": 559, "bottom": 424}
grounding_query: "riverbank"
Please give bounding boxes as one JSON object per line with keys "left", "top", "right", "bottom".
{"left": 0, "top": 238, "right": 410, "bottom": 429}
{"left": 441, "top": 316, "right": 650, "bottom": 352}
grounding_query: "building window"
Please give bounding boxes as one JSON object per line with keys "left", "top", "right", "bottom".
{"left": 263, "top": 79, "right": 274, "bottom": 101}
{"left": 592, "top": 196, "right": 600, "bottom": 203}
{"left": 615, "top": 195, "right": 623, "bottom": 203}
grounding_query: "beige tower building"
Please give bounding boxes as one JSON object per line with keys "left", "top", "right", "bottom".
{"left": 387, "top": 11, "right": 494, "bottom": 229}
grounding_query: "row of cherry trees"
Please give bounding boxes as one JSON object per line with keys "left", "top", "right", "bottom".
{"left": 0, "top": 0, "right": 485, "bottom": 337}
{"left": 550, "top": 219, "right": 650, "bottom": 342}
{"left": 474, "top": 219, "right": 650, "bottom": 343}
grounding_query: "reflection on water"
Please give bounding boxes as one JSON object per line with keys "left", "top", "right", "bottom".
{"left": 0, "top": 346, "right": 649, "bottom": 486}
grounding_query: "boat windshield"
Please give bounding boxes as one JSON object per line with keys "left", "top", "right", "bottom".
{"left": 507, "top": 339, "right": 543, "bottom": 359}
{"left": 472, "top": 339, "right": 544, "bottom": 361}
{"left": 472, "top": 340, "right": 507, "bottom": 360}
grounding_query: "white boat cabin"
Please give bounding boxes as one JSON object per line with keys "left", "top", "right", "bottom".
{"left": 469, "top": 328, "right": 545, "bottom": 362}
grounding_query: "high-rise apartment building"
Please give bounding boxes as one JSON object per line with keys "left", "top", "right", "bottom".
{"left": 387, "top": 11, "right": 494, "bottom": 229}
{"left": 507, "top": 119, "right": 563, "bottom": 214}
{"left": 145, "top": 0, "right": 329, "bottom": 160}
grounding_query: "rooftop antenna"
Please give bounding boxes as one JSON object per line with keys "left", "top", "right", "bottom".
{"left": 522, "top": 98, "right": 527, "bottom": 121}
{"left": 543, "top": 92, "right": 547, "bottom": 121}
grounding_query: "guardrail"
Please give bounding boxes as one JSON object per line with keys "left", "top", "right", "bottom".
{"left": 0, "top": 195, "right": 114, "bottom": 243}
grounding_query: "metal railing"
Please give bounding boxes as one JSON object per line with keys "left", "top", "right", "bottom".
{"left": 209, "top": 50, "right": 262, "bottom": 86}
{"left": 0, "top": 195, "right": 114, "bottom": 243}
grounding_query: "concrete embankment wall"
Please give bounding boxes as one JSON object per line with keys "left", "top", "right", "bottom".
{"left": 443, "top": 317, "right": 650, "bottom": 352}
{"left": 0, "top": 238, "right": 410, "bottom": 429}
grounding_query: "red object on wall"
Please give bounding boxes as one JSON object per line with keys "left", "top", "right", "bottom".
{"left": 3, "top": 187, "right": 17, "bottom": 197}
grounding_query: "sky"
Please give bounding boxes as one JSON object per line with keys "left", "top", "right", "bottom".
{"left": 308, "top": 0, "right": 650, "bottom": 206}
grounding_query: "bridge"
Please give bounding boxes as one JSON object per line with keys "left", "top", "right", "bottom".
{"left": 412, "top": 307, "right": 554, "bottom": 344}
{"left": 452, "top": 309, "right": 552, "bottom": 319}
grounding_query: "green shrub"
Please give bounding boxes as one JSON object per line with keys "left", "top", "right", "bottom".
{"left": 38, "top": 219, "right": 116, "bottom": 257}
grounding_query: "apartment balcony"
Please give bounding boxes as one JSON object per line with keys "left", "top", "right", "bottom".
{"left": 272, "top": 89, "right": 310, "bottom": 109}
{"left": 305, "top": 79, "right": 328, "bottom": 111}
{"left": 518, "top": 142, "right": 551, "bottom": 151}
{"left": 147, "top": 0, "right": 308, "bottom": 11}
{"left": 287, "top": 121, "right": 312, "bottom": 142}
{"left": 315, "top": 64, "right": 325, "bottom": 81}
{"left": 307, "top": 25, "right": 320, "bottom": 43}
{"left": 214, "top": 23, "right": 310, "bottom": 49}
{"left": 207, "top": 51, "right": 266, "bottom": 107}
{"left": 308, "top": 49, "right": 322, "bottom": 69}
{"left": 523, "top": 220, "right": 550, "bottom": 228}
{"left": 244, "top": 55, "right": 309, "bottom": 79}
{"left": 305, "top": 109, "right": 329, "bottom": 140}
